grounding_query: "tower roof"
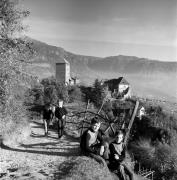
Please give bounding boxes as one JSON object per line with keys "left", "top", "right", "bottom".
{"left": 56, "top": 57, "right": 70, "bottom": 64}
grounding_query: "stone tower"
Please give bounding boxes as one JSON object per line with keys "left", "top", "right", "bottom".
{"left": 56, "top": 58, "right": 70, "bottom": 84}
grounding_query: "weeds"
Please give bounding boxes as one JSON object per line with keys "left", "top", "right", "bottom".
{"left": 130, "top": 102, "right": 177, "bottom": 180}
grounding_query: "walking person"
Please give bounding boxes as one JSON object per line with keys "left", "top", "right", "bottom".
{"left": 43, "top": 103, "right": 53, "bottom": 136}
{"left": 55, "top": 99, "right": 68, "bottom": 139}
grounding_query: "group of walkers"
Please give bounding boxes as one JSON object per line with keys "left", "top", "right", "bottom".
{"left": 42, "top": 100, "right": 134, "bottom": 179}
{"left": 42, "top": 99, "right": 68, "bottom": 139}
{"left": 80, "top": 117, "right": 134, "bottom": 180}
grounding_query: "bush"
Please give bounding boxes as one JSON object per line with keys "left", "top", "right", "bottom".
{"left": 43, "top": 84, "right": 58, "bottom": 105}
{"left": 0, "top": 100, "right": 31, "bottom": 145}
{"left": 130, "top": 138, "right": 177, "bottom": 180}
{"left": 68, "top": 85, "right": 82, "bottom": 102}
{"left": 25, "top": 77, "right": 70, "bottom": 109}
{"left": 130, "top": 138, "right": 155, "bottom": 169}
{"left": 80, "top": 79, "right": 107, "bottom": 108}
{"left": 41, "top": 77, "right": 69, "bottom": 103}
{"left": 92, "top": 79, "right": 105, "bottom": 107}
{"left": 24, "top": 84, "right": 44, "bottom": 106}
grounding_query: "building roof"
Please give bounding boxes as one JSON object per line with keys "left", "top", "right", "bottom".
{"left": 118, "top": 77, "right": 129, "bottom": 85}
{"left": 71, "top": 77, "right": 79, "bottom": 80}
{"left": 104, "top": 77, "right": 129, "bottom": 86}
{"left": 56, "top": 57, "right": 70, "bottom": 64}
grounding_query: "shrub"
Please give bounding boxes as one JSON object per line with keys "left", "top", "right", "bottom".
{"left": 80, "top": 85, "right": 94, "bottom": 103}
{"left": 43, "top": 85, "right": 58, "bottom": 105}
{"left": 0, "top": 100, "right": 31, "bottom": 145}
{"left": 80, "top": 79, "right": 107, "bottom": 108}
{"left": 68, "top": 85, "right": 82, "bottom": 102}
{"left": 24, "top": 84, "right": 44, "bottom": 106}
{"left": 92, "top": 79, "right": 105, "bottom": 107}
{"left": 130, "top": 138, "right": 177, "bottom": 180}
{"left": 41, "top": 77, "right": 69, "bottom": 103}
{"left": 130, "top": 138, "right": 155, "bottom": 169}
{"left": 153, "top": 144, "right": 177, "bottom": 180}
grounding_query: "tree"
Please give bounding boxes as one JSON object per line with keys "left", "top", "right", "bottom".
{"left": 0, "top": 0, "right": 33, "bottom": 112}
{"left": 92, "top": 79, "right": 104, "bottom": 108}
{"left": 24, "top": 84, "right": 44, "bottom": 106}
{"left": 0, "top": 0, "right": 34, "bottom": 142}
{"left": 43, "top": 85, "right": 58, "bottom": 105}
{"left": 80, "top": 79, "right": 108, "bottom": 108}
{"left": 68, "top": 85, "right": 82, "bottom": 102}
{"left": 41, "top": 77, "right": 69, "bottom": 103}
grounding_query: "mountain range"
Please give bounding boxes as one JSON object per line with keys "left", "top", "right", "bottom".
{"left": 25, "top": 39, "right": 177, "bottom": 102}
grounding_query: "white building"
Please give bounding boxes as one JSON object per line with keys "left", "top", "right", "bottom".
{"left": 104, "top": 77, "right": 131, "bottom": 99}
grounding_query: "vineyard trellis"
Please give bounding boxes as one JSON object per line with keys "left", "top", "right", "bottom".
{"left": 65, "top": 99, "right": 140, "bottom": 146}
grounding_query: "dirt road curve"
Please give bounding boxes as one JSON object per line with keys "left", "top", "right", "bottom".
{"left": 0, "top": 120, "right": 80, "bottom": 179}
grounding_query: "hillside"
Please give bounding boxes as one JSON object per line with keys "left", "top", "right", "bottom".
{"left": 25, "top": 39, "right": 177, "bottom": 102}
{"left": 25, "top": 39, "right": 101, "bottom": 79}
{"left": 88, "top": 55, "right": 177, "bottom": 74}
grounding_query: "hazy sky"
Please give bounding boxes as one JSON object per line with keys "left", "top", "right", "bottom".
{"left": 22, "top": 0, "right": 177, "bottom": 61}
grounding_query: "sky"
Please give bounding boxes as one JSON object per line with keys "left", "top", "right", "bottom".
{"left": 22, "top": 0, "right": 177, "bottom": 61}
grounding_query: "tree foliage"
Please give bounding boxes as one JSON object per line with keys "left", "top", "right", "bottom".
{"left": 0, "top": 0, "right": 34, "bottom": 142}
{"left": 0, "top": 0, "right": 33, "bottom": 112}
{"left": 41, "top": 77, "right": 69, "bottom": 103}
{"left": 80, "top": 79, "right": 107, "bottom": 108}
{"left": 92, "top": 79, "right": 105, "bottom": 107}
{"left": 68, "top": 85, "right": 82, "bottom": 102}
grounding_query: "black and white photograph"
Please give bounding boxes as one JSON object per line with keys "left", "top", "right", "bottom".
{"left": 0, "top": 0, "right": 177, "bottom": 179}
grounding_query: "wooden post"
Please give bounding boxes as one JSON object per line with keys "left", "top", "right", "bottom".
{"left": 97, "top": 98, "right": 107, "bottom": 114}
{"left": 124, "top": 100, "right": 139, "bottom": 145}
{"left": 80, "top": 99, "right": 90, "bottom": 136}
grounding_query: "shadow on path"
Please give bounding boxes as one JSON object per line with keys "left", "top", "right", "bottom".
{"left": 1, "top": 142, "right": 80, "bottom": 157}
{"left": 30, "top": 132, "right": 59, "bottom": 140}
{"left": 1, "top": 119, "right": 81, "bottom": 157}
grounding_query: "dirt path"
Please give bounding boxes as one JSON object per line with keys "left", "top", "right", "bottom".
{"left": 0, "top": 120, "right": 80, "bottom": 179}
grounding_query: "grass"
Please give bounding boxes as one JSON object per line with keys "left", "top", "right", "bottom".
{"left": 129, "top": 100, "right": 177, "bottom": 180}
{"left": 55, "top": 156, "right": 146, "bottom": 180}
{"left": 0, "top": 100, "right": 31, "bottom": 146}
{"left": 130, "top": 138, "right": 177, "bottom": 180}
{"left": 55, "top": 156, "right": 114, "bottom": 180}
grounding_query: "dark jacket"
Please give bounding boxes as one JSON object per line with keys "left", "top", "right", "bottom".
{"left": 109, "top": 142, "right": 126, "bottom": 164}
{"left": 55, "top": 107, "right": 67, "bottom": 119}
{"left": 80, "top": 128, "right": 105, "bottom": 154}
{"left": 43, "top": 108, "right": 53, "bottom": 120}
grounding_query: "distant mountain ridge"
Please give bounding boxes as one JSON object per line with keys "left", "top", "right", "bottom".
{"left": 88, "top": 55, "right": 177, "bottom": 74}
{"left": 24, "top": 39, "right": 177, "bottom": 102}
{"left": 29, "top": 39, "right": 177, "bottom": 77}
